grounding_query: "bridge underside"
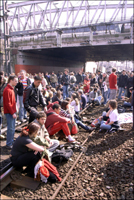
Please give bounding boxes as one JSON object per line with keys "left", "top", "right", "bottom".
{"left": 24, "top": 44, "right": 133, "bottom": 62}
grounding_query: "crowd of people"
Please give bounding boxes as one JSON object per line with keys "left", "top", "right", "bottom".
{"left": 0, "top": 68, "right": 133, "bottom": 180}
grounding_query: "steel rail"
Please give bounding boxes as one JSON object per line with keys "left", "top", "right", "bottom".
{"left": 50, "top": 130, "right": 95, "bottom": 200}
{"left": 0, "top": 161, "right": 13, "bottom": 176}
{"left": 0, "top": 166, "right": 14, "bottom": 181}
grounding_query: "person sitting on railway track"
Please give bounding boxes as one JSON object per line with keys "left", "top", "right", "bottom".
{"left": 45, "top": 103, "right": 79, "bottom": 143}
{"left": 10, "top": 122, "right": 44, "bottom": 177}
{"left": 122, "top": 87, "right": 133, "bottom": 110}
{"left": 23, "top": 75, "right": 47, "bottom": 123}
{"left": 70, "top": 93, "right": 80, "bottom": 115}
{"left": 33, "top": 111, "right": 59, "bottom": 152}
{"left": 78, "top": 89, "right": 87, "bottom": 110}
{"left": 88, "top": 87, "right": 102, "bottom": 106}
{"left": 61, "top": 100, "right": 94, "bottom": 132}
{"left": 97, "top": 100, "right": 119, "bottom": 132}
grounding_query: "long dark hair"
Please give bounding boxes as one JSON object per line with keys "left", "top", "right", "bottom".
{"left": 20, "top": 122, "right": 40, "bottom": 137}
{"left": 61, "top": 100, "right": 69, "bottom": 110}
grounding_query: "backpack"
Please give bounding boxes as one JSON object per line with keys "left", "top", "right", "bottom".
{"left": 70, "top": 76, "right": 76, "bottom": 83}
{"left": 52, "top": 148, "right": 73, "bottom": 164}
{"left": 117, "top": 105, "right": 126, "bottom": 113}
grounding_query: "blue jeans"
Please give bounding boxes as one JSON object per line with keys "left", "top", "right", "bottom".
{"left": 103, "top": 91, "right": 108, "bottom": 104}
{"left": 51, "top": 83, "right": 56, "bottom": 88}
{"left": 18, "top": 95, "right": 27, "bottom": 120}
{"left": 5, "top": 113, "right": 16, "bottom": 146}
{"left": 123, "top": 102, "right": 132, "bottom": 108}
{"left": 75, "top": 117, "right": 89, "bottom": 131}
{"left": 118, "top": 87, "right": 126, "bottom": 100}
{"left": 98, "top": 119, "right": 111, "bottom": 130}
{"left": 108, "top": 88, "right": 110, "bottom": 99}
{"left": 63, "top": 85, "right": 69, "bottom": 99}
{"left": 94, "top": 96, "right": 102, "bottom": 105}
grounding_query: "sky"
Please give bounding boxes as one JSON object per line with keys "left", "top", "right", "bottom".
{"left": 1, "top": 1, "right": 133, "bottom": 31}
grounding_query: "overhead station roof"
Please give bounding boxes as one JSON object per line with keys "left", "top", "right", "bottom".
{"left": 24, "top": 43, "right": 133, "bottom": 62}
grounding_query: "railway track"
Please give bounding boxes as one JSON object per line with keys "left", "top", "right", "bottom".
{"left": 1, "top": 105, "right": 133, "bottom": 199}
{"left": 0, "top": 116, "right": 94, "bottom": 194}
{"left": 0, "top": 120, "right": 29, "bottom": 191}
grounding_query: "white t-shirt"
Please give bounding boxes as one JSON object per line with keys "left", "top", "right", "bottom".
{"left": 70, "top": 100, "right": 80, "bottom": 112}
{"left": 109, "top": 109, "right": 118, "bottom": 122}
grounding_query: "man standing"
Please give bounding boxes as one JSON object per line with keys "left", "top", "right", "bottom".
{"left": 23, "top": 76, "right": 47, "bottom": 123}
{"left": 50, "top": 71, "right": 58, "bottom": 88}
{"left": 118, "top": 70, "right": 128, "bottom": 100}
{"left": 3, "top": 75, "right": 18, "bottom": 149}
{"left": 76, "top": 70, "right": 83, "bottom": 85}
{"left": 97, "top": 70, "right": 102, "bottom": 89}
{"left": 109, "top": 68, "right": 117, "bottom": 100}
{"left": 61, "top": 69, "right": 70, "bottom": 99}
{"left": 15, "top": 70, "right": 31, "bottom": 122}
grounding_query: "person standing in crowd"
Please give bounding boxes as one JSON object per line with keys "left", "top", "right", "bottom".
{"left": 15, "top": 70, "right": 31, "bottom": 122}
{"left": 90, "top": 73, "right": 97, "bottom": 86}
{"left": 57, "top": 72, "right": 63, "bottom": 84}
{"left": 101, "top": 73, "right": 109, "bottom": 105}
{"left": 76, "top": 70, "right": 83, "bottom": 85}
{"left": 38, "top": 72, "right": 48, "bottom": 90}
{"left": 61, "top": 69, "right": 70, "bottom": 99}
{"left": 127, "top": 72, "right": 133, "bottom": 97}
{"left": 118, "top": 70, "right": 128, "bottom": 100}
{"left": 83, "top": 74, "right": 90, "bottom": 93}
{"left": 97, "top": 70, "right": 102, "bottom": 89}
{"left": 0, "top": 75, "right": 7, "bottom": 129}
{"left": 70, "top": 72, "right": 76, "bottom": 88}
{"left": 23, "top": 76, "right": 47, "bottom": 123}
{"left": 109, "top": 68, "right": 117, "bottom": 100}
{"left": 45, "top": 72, "right": 50, "bottom": 85}
{"left": 3, "top": 75, "right": 18, "bottom": 149}
{"left": 50, "top": 71, "right": 58, "bottom": 88}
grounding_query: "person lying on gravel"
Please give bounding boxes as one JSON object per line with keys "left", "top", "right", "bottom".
{"left": 33, "top": 111, "right": 59, "bottom": 152}
{"left": 97, "top": 100, "right": 119, "bottom": 131}
{"left": 10, "top": 122, "right": 45, "bottom": 177}
{"left": 45, "top": 103, "right": 79, "bottom": 143}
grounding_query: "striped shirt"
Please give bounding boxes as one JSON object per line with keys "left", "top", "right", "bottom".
{"left": 59, "top": 109, "right": 71, "bottom": 119}
{"left": 21, "top": 79, "right": 28, "bottom": 90}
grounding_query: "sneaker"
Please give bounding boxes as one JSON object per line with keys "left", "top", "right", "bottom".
{"left": 0, "top": 135, "right": 6, "bottom": 140}
{"left": 6, "top": 145, "right": 13, "bottom": 149}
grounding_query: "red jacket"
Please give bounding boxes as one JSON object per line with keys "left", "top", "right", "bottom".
{"left": 45, "top": 107, "right": 69, "bottom": 129}
{"left": 3, "top": 84, "right": 16, "bottom": 115}
{"left": 109, "top": 73, "right": 117, "bottom": 89}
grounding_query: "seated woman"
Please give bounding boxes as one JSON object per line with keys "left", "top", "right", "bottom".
{"left": 70, "top": 93, "right": 80, "bottom": 115}
{"left": 10, "top": 122, "right": 45, "bottom": 177}
{"left": 46, "top": 91, "right": 53, "bottom": 106}
{"left": 98, "top": 100, "right": 119, "bottom": 131}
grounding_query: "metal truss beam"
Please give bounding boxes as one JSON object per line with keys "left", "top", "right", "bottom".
{"left": 1, "top": 0, "right": 133, "bottom": 33}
